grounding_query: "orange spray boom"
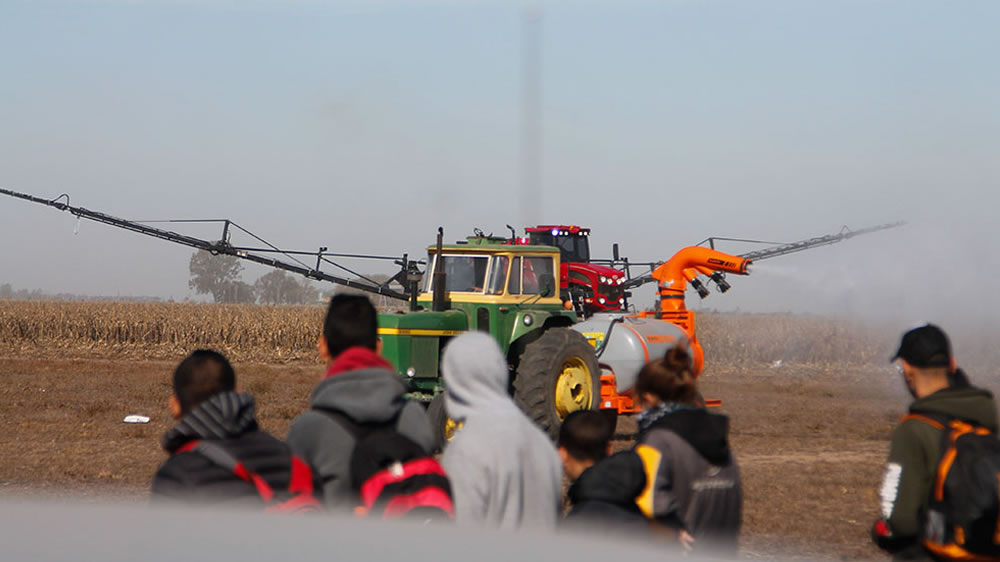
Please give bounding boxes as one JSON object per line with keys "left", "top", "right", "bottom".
{"left": 639, "top": 247, "right": 752, "bottom": 376}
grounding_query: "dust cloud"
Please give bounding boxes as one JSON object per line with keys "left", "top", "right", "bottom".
{"left": 705, "top": 217, "right": 999, "bottom": 377}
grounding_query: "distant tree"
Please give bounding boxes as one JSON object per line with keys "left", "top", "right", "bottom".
{"left": 220, "top": 281, "right": 257, "bottom": 304}
{"left": 255, "top": 270, "right": 320, "bottom": 305}
{"left": 188, "top": 250, "right": 250, "bottom": 303}
{"left": 0, "top": 283, "right": 12, "bottom": 299}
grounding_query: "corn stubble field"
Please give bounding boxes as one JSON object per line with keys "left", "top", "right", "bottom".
{"left": 2, "top": 300, "right": 999, "bottom": 559}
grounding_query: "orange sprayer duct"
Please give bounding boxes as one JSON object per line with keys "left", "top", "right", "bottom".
{"left": 651, "top": 246, "right": 750, "bottom": 310}
{"left": 639, "top": 247, "right": 752, "bottom": 376}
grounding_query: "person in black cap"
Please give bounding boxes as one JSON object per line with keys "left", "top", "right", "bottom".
{"left": 872, "top": 324, "right": 997, "bottom": 559}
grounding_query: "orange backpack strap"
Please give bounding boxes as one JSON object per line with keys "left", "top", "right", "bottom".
{"left": 900, "top": 413, "right": 945, "bottom": 430}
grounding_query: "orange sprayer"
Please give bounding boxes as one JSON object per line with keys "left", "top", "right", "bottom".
{"left": 637, "top": 246, "right": 751, "bottom": 376}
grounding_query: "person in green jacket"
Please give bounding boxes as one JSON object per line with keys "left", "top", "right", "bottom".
{"left": 872, "top": 324, "right": 998, "bottom": 559}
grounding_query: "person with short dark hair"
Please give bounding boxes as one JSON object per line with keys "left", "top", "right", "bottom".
{"left": 872, "top": 324, "right": 998, "bottom": 559}
{"left": 152, "top": 349, "right": 318, "bottom": 507}
{"left": 558, "top": 410, "right": 648, "bottom": 533}
{"left": 286, "top": 294, "right": 435, "bottom": 510}
{"left": 559, "top": 410, "right": 615, "bottom": 477}
{"left": 633, "top": 344, "right": 742, "bottom": 556}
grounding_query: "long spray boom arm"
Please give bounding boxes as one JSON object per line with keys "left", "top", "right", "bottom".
{"left": 733, "top": 221, "right": 904, "bottom": 262}
{"left": 0, "top": 188, "right": 411, "bottom": 300}
{"left": 622, "top": 221, "right": 903, "bottom": 291}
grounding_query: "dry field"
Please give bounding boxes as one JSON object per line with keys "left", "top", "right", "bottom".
{"left": 2, "top": 300, "right": 999, "bottom": 559}
{"left": 0, "top": 300, "right": 326, "bottom": 362}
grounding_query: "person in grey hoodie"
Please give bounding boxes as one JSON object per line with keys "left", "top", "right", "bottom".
{"left": 440, "top": 332, "right": 563, "bottom": 531}
{"left": 286, "top": 295, "right": 435, "bottom": 511}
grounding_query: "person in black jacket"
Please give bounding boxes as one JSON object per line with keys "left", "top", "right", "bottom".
{"left": 558, "top": 410, "right": 649, "bottom": 533}
{"left": 151, "top": 349, "right": 320, "bottom": 508}
{"left": 633, "top": 345, "right": 742, "bottom": 557}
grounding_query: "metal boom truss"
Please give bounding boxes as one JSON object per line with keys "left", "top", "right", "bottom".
{"left": 0, "top": 188, "right": 413, "bottom": 300}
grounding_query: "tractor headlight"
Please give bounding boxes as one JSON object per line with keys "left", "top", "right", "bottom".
{"left": 600, "top": 276, "right": 608, "bottom": 284}
{"left": 551, "top": 228, "right": 559, "bottom": 236}
{"left": 598, "top": 297, "right": 606, "bottom": 305}
{"left": 523, "top": 314, "right": 534, "bottom": 326}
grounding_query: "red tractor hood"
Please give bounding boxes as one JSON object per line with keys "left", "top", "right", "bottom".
{"left": 568, "top": 262, "right": 621, "bottom": 277}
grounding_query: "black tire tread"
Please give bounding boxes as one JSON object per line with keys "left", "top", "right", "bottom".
{"left": 513, "top": 328, "right": 600, "bottom": 439}
{"left": 426, "top": 393, "right": 447, "bottom": 452}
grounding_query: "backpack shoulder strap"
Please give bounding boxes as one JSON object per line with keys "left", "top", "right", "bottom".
{"left": 906, "top": 411, "right": 994, "bottom": 435}
{"left": 177, "top": 439, "right": 277, "bottom": 502}
{"left": 901, "top": 412, "right": 947, "bottom": 430}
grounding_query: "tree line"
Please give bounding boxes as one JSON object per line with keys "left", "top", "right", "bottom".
{"left": 188, "top": 250, "right": 322, "bottom": 305}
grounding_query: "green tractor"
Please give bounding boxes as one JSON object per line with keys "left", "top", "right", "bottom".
{"left": 378, "top": 230, "right": 601, "bottom": 441}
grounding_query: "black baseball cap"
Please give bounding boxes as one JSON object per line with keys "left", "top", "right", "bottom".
{"left": 891, "top": 324, "right": 952, "bottom": 368}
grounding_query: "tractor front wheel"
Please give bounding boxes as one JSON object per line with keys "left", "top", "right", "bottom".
{"left": 513, "top": 328, "right": 601, "bottom": 439}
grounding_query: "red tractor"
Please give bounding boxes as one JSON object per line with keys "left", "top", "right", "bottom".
{"left": 519, "top": 225, "right": 627, "bottom": 316}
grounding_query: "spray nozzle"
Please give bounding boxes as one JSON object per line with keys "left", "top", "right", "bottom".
{"left": 710, "top": 272, "right": 731, "bottom": 293}
{"left": 690, "top": 278, "right": 710, "bottom": 299}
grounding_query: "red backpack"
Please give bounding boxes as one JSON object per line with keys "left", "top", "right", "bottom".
{"left": 320, "top": 410, "right": 454, "bottom": 521}
{"left": 176, "top": 440, "right": 322, "bottom": 514}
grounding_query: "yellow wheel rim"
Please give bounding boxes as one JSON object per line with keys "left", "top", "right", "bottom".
{"left": 555, "top": 357, "right": 594, "bottom": 420}
{"left": 444, "top": 417, "right": 463, "bottom": 441}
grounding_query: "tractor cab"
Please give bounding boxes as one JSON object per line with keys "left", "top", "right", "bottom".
{"left": 522, "top": 225, "right": 626, "bottom": 315}
{"left": 420, "top": 248, "right": 560, "bottom": 299}
{"left": 524, "top": 225, "right": 591, "bottom": 263}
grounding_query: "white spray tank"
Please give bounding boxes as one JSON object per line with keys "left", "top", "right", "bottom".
{"left": 572, "top": 312, "right": 690, "bottom": 393}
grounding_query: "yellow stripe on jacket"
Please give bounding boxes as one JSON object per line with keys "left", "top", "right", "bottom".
{"left": 635, "top": 444, "right": 662, "bottom": 518}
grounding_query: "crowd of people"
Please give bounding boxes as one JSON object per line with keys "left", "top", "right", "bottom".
{"left": 149, "top": 294, "right": 999, "bottom": 561}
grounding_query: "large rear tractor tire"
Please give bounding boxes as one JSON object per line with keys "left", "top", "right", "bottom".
{"left": 513, "top": 328, "right": 601, "bottom": 439}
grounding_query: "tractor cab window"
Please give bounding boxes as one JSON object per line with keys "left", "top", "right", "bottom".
{"left": 508, "top": 255, "right": 556, "bottom": 296}
{"left": 508, "top": 257, "right": 521, "bottom": 294}
{"left": 486, "top": 256, "right": 509, "bottom": 295}
{"left": 425, "top": 254, "right": 489, "bottom": 293}
{"left": 528, "top": 231, "right": 590, "bottom": 263}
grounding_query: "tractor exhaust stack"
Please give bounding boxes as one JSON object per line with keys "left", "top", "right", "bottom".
{"left": 432, "top": 227, "right": 448, "bottom": 312}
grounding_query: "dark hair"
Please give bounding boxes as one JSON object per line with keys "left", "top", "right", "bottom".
{"left": 173, "top": 349, "right": 236, "bottom": 414}
{"left": 323, "top": 294, "right": 378, "bottom": 358}
{"left": 558, "top": 410, "right": 614, "bottom": 463}
{"left": 635, "top": 345, "right": 699, "bottom": 405}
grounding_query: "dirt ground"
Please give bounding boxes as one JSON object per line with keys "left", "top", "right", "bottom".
{"left": 0, "top": 354, "right": 971, "bottom": 559}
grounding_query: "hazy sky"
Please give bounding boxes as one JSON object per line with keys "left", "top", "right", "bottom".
{"left": 1, "top": 0, "right": 998, "bottom": 329}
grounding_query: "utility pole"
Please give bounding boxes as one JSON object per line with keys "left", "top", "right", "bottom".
{"left": 520, "top": 4, "right": 542, "bottom": 226}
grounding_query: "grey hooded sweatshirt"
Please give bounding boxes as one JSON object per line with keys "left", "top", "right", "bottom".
{"left": 286, "top": 352, "right": 435, "bottom": 510}
{"left": 440, "top": 332, "right": 563, "bottom": 531}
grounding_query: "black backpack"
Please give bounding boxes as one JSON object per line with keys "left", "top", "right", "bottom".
{"left": 176, "top": 439, "right": 322, "bottom": 514}
{"left": 320, "top": 410, "right": 454, "bottom": 522}
{"left": 906, "top": 412, "right": 1000, "bottom": 560}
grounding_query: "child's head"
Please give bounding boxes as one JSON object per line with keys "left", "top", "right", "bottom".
{"left": 170, "top": 349, "right": 236, "bottom": 418}
{"left": 635, "top": 344, "right": 699, "bottom": 411}
{"left": 557, "top": 410, "right": 615, "bottom": 480}
{"left": 320, "top": 294, "right": 379, "bottom": 362}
